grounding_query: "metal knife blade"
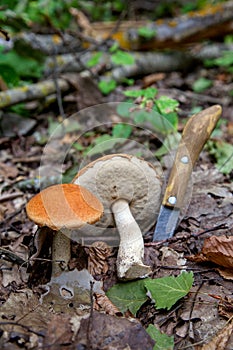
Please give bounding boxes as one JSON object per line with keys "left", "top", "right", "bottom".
{"left": 153, "top": 104, "right": 222, "bottom": 242}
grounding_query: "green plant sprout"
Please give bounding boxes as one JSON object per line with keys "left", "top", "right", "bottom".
{"left": 192, "top": 77, "right": 213, "bottom": 93}
{"left": 119, "top": 87, "right": 179, "bottom": 136}
{"left": 204, "top": 50, "right": 233, "bottom": 74}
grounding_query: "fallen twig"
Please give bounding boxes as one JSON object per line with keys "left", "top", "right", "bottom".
{"left": 0, "top": 192, "right": 23, "bottom": 202}
{"left": 0, "top": 247, "right": 26, "bottom": 265}
{"left": 0, "top": 78, "right": 70, "bottom": 108}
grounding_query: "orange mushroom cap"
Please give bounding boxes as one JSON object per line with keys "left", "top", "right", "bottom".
{"left": 26, "top": 184, "right": 104, "bottom": 230}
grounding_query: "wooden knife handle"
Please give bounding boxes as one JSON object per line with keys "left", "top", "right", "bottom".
{"left": 163, "top": 104, "right": 222, "bottom": 208}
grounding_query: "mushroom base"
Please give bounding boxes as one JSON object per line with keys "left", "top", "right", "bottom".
{"left": 117, "top": 259, "right": 152, "bottom": 280}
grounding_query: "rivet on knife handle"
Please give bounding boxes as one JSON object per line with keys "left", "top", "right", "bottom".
{"left": 153, "top": 104, "right": 222, "bottom": 241}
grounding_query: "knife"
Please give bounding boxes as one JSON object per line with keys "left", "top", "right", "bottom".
{"left": 153, "top": 104, "right": 222, "bottom": 241}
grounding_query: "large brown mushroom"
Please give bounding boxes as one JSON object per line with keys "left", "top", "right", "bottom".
{"left": 26, "top": 183, "right": 103, "bottom": 276}
{"left": 73, "top": 154, "right": 163, "bottom": 280}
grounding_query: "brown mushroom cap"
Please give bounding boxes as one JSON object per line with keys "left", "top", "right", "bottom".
{"left": 72, "top": 154, "right": 163, "bottom": 244}
{"left": 26, "top": 184, "right": 103, "bottom": 230}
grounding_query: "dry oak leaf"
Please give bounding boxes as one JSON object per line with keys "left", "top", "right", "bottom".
{"left": 75, "top": 310, "right": 155, "bottom": 349}
{"left": 197, "top": 317, "right": 233, "bottom": 350}
{"left": 188, "top": 235, "right": 233, "bottom": 269}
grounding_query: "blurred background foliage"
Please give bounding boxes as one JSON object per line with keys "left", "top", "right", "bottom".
{"left": 0, "top": 0, "right": 228, "bottom": 32}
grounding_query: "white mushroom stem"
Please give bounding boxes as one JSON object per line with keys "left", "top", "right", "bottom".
{"left": 111, "top": 199, "right": 151, "bottom": 280}
{"left": 52, "top": 231, "right": 71, "bottom": 276}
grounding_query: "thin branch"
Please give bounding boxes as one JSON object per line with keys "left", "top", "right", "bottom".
{"left": 0, "top": 321, "right": 44, "bottom": 337}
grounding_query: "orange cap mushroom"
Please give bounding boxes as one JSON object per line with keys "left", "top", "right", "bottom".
{"left": 26, "top": 183, "right": 103, "bottom": 276}
{"left": 26, "top": 183, "right": 103, "bottom": 230}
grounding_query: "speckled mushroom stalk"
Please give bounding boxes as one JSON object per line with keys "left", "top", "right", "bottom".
{"left": 73, "top": 154, "right": 163, "bottom": 280}
{"left": 52, "top": 229, "right": 71, "bottom": 276}
{"left": 111, "top": 199, "right": 151, "bottom": 279}
{"left": 26, "top": 184, "right": 103, "bottom": 277}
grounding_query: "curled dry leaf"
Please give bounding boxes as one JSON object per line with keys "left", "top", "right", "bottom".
{"left": 217, "top": 267, "right": 233, "bottom": 280}
{"left": 88, "top": 241, "right": 112, "bottom": 276}
{"left": 94, "top": 292, "right": 122, "bottom": 316}
{"left": 188, "top": 235, "right": 233, "bottom": 269}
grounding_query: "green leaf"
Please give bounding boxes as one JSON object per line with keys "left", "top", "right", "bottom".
{"left": 155, "top": 96, "right": 179, "bottom": 114}
{"left": 224, "top": 35, "right": 233, "bottom": 44}
{"left": 112, "top": 123, "right": 132, "bottom": 138}
{"left": 192, "top": 77, "right": 212, "bottom": 93}
{"left": 208, "top": 140, "right": 233, "bottom": 174}
{"left": 124, "top": 89, "right": 143, "bottom": 98}
{"left": 155, "top": 132, "right": 181, "bottom": 157}
{"left": 0, "top": 63, "right": 19, "bottom": 87}
{"left": 111, "top": 50, "right": 135, "bottom": 65}
{"left": 9, "top": 103, "right": 30, "bottom": 117}
{"left": 213, "top": 51, "right": 233, "bottom": 67}
{"left": 62, "top": 163, "right": 80, "bottom": 183}
{"left": 98, "top": 79, "right": 116, "bottom": 95}
{"left": 72, "top": 142, "right": 85, "bottom": 151}
{"left": 109, "top": 42, "right": 119, "bottom": 53}
{"left": 0, "top": 48, "right": 43, "bottom": 79}
{"left": 64, "top": 120, "right": 81, "bottom": 133}
{"left": 119, "top": 106, "right": 177, "bottom": 135}
{"left": 134, "top": 110, "right": 150, "bottom": 124}
{"left": 48, "top": 117, "right": 62, "bottom": 136}
{"left": 146, "top": 110, "right": 178, "bottom": 134}
{"left": 142, "top": 87, "right": 158, "bottom": 99}
{"left": 116, "top": 102, "right": 131, "bottom": 117}
{"left": 146, "top": 325, "right": 174, "bottom": 350}
{"left": 87, "top": 134, "right": 125, "bottom": 156}
{"left": 189, "top": 106, "right": 202, "bottom": 115}
{"left": 86, "top": 52, "right": 103, "bottom": 68}
{"left": 123, "top": 87, "right": 158, "bottom": 99}
{"left": 117, "top": 98, "right": 178, "bottom": 135}
{"left": 48, "top": 117, "right": 81, "bottom": 136}
{"left": 145, "top": 272, "right": 194, "bottom": 310}
{"left": 138, "top": 26, "right": 156, "bottom": 39}
{"left": 106, "top": 279, "right": 148, "bottom": 316}
{"left": 121, "top": 77, "right": 134, "bottom": 86}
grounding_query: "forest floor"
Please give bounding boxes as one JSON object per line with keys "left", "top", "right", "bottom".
{"left": 0, "top": 8, "right": 233, "bottom": 350}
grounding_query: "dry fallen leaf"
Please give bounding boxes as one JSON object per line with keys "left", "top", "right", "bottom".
{"left": 43, "top": 314, "right": 73, "bottom": 349}
{"left": 0, "top": 289, "right": 51, "bottom": 349}
{"left": 188, "top": 235, "right": 233, "bottom": 268}
{"left": 216, "top": 267, "right": 233, "bottom": 280}
{"left": 75, "top": 310, "right": 155, "bottom": 349}
{"left": 209, "top": 295, "right": 233, "bottom": 319}
{"left": 197, "top": 317, "right": 233, "bottom": 350}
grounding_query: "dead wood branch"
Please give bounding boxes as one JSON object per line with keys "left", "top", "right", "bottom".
{"left": 108, "top": 51, "right": 195, "bottom": 82}
{"left": 13, "top": 32, "right": 81, "bottom": 55}
{"left": 44, "top": 42, "right": 233, "bottom": 76}
{"left": 44, "top": 50, "right": 196, "bottom": 76}
{"left": 90, "top": 1, "right": 233, "bottom": 50}
{"left": 0, "top": 79, "right": 70, "bottom": 108}
{"left": 44, "top": 51, "right": 108, "bottom": 75}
